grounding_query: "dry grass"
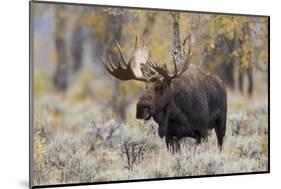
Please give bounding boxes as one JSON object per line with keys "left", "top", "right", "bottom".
{"left": 33, "top": 88, "right": 268, "bottom": 186}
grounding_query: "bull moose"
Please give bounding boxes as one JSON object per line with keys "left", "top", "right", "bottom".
{"left": 102, "top": 39, "right": 227, "bottom": 152}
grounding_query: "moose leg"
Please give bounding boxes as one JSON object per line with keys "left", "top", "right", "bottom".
{"left": 214, "top": 117, "right": 226, "bottom": 151}
{"left": 165, "top": 136, "right": 180, "bottom": 153}
{"left": 173, "top": 138, "right": 180, "bottom": 152}
{"left": 165, "top": 136, "right": 174, "bottom": 152}
{"left": 194, "top": 130, "right": 202, "bottom": 144}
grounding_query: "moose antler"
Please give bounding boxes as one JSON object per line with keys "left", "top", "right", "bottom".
{"left": 102, "top": 39, "right": 151, "bottom": 82}
{"left": 147, "top": 36, "right": 192, "bottom": 80}
{"left": 102, "top": 37, "right": 157, "bottom": 82}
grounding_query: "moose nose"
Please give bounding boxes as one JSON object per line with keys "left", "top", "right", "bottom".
{"left": 136, "top": 103, "right": 151, "bottom": 120}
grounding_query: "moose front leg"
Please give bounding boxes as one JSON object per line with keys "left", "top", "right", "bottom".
{"left": 165, "top": 136, "right": 180, "bottom": 153}
{"left": 158, "top": 120, "right": 168, "bottom": 138}
{"left": 154, "top": 111, "right": 169, "bottom": 138}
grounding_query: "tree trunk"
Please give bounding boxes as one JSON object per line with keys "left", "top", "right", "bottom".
{"left": 53, "top": 6, "right": 68, "bottom": 91}
{"left": 171, "top": 13, "right": 183, "bottom": 65}
{"left": 242, "top": 23, "right": 254, "bottom": 97}
{"left": 142, "top": 12, "right": 157, "bottom": 41}
{"left": 105, "top": 13, "right": 128, "bottom": 121}
{"left": 71, "top": 25, "right": 84, "bottom": 72}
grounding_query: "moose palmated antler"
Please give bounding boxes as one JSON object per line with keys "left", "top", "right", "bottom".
{"left": 102, "top": 39, "right": 149, "bottom": 82}
{"left": 147, "top": 36, "right": 192, "bottom": 80}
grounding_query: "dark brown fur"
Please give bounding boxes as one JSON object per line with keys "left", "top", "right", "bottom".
{"left": 136, "top": 66, "right": 227, "bottom": 152}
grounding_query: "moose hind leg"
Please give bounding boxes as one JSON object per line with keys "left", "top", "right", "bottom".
{"left": 165, "top": 136, "right": 180, "bottom": 153}
{"left": 214, "top": 117, "right": 226, "bottom": 151}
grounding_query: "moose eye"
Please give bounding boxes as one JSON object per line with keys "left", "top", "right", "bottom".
{"left": 155, "top": 85, "right": 164, "bottom": 94}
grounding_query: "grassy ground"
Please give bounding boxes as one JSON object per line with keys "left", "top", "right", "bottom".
{"left": 33, "top": 86, "right": 268, "bottom": 186}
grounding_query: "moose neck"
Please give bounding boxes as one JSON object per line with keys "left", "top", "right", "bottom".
{"left": 152, "top": 96, "right": 175, "bottom": 138}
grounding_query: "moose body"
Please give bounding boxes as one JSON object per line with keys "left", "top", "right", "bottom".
{"left": 136, "top": 66, "right": 227, "bottom": 151}
{"left": 102, "top": 37, "right": 227, "bottom": 152}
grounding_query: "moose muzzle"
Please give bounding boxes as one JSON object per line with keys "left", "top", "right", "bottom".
{"left": 136, "top": 95, "right": 154, "bottom": 120}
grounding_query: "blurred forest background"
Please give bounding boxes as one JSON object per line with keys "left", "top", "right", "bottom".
{"left": 32, "top": 2, "right": 268, "bottom": 186}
